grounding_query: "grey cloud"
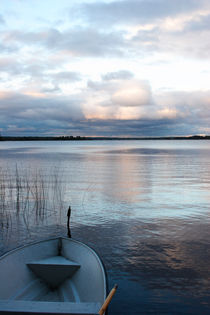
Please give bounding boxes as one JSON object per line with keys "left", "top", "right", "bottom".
{"left": 87, "top": 79, "right": 116, "bottom": 93}
{"left": 0, "top": 57, "right": 23, "bottom": 75}
{"left": 0, "top": 41, "right": 18, "bottom": 53}
{"left": 39, "top": 71, "right": 82, "bottom": 93}
{"left": 0, "top": 87, "right": 210, "bottom": 137}
{"left": 128, "top": 20, "right": 210, "bottom": 58}
{"left": 52, "top": 71, "right": 81, "bottom": 82}
{"left": 102, "top": 70, "right": 134, "bottom": 81}
{"left": 154, "top": 90, "right": 210, "bottom": 127}
{"left": 0, "top": 110, "right": 181, "bottom": 137}
{"left": 0, "top": 56, "right": 82, "bottom": 89}
{"left": 41, "top": 86, "right": 61, "bottom": 94}
{"left": 76, "top": 0, "right": 201, "bottom": 26}
{"left": 0, "top": 115, "right": 205, "bottom": 137}
{"left": 130, "top": 28, "right": 160, "bottom": 53}
{"left": 67, "top": 117, "right": 192, "bottom": 137}
{"left": 3, "top": 27, "right": 126, "bottom": 57}
{"left": 184, "top": 14, "right": 210, "bottom": 32}
{"left": 0, "top": 56, "right": 58, "bottom": 78}
{"left": 132, "top": 28, "right": 159, "bottom": 43}
{"left": 3, "top": 29, "right": 47, "bottom": 44}
{"left": 24, "top": 64, "right": 49, "bottom": 78}
{"left": 0, "top": 58, "right": 45, "bottom": 78}
{"left": 46, "top": 28, "right": 126, "bottom": 57}
{"left": 0, "top": 92, "right": 84, "bottom": 123}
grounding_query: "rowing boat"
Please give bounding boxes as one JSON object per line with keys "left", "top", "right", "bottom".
{"left": 0, "top": 237, "right": 108, "bottom": 314}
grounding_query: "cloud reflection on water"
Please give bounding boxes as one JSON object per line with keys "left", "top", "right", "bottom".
{"left": 0, "top": 140, "right": 210, "bottom": 314}
{"left": 72, "top": 217, "right": 210, "bottom": 314}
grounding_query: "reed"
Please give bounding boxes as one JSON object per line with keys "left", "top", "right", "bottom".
{"left": 0, "top": 165, "right": 66, "bottom": 235}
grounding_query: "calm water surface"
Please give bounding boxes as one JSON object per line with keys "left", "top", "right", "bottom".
{"left": 0, "top": 140, "right": 210, "bottom": 314}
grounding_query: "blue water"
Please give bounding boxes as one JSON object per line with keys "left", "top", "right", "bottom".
{"left": 0, "top": 140, "right": 210, "bottom": 314}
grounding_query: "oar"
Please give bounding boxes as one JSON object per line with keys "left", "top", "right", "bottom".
{"left": 98, "top": 284, "right": 118, "bottom": 315}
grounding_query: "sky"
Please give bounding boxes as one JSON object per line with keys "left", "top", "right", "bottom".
{"left": 0, "top": 0, "right": 210, "bottom": 137}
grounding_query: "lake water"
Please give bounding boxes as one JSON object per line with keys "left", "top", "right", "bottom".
{"left": 0, "top": 140, "right": 210, "bottom": 314}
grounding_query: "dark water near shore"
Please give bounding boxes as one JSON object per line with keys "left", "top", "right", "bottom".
{"left": 0, "top": 140, "right": 210, "bottom": 314}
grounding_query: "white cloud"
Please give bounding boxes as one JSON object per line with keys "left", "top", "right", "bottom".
{"left": 111, "top": 81, "right": 152, "bottom": 107}
{"left": 83, "top": 78, "right": 156, "bottom": 120}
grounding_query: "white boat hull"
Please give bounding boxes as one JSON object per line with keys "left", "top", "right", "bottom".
{"left": 0, "top": 237, "right": 107, "bottom": 314}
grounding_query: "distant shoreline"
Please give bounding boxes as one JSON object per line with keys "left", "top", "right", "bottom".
{"left": 0, "top": 135, "right": 210, "bottom": 141}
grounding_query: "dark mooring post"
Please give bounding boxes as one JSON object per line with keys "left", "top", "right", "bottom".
{"left": 67, "top": 206, "right": 72, "bottom": 238}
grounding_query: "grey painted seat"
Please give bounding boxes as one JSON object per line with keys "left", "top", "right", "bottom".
{"left": 27, "top": 256, "right": 81, "bottom": 289}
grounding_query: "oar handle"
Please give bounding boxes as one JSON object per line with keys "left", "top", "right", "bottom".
{"left": 98, "top": 284, "right": 118, "bottom": 315}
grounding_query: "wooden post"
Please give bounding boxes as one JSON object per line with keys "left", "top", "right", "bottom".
{"left": 67, "top": 206, "right": 71, "bottom": 238}
{"left": 98, "top": 284, "right": 118, "bottom": 315}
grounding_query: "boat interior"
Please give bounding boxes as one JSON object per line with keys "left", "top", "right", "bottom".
{"left": 0, "top": 238, "right": 106, "bottom": 314}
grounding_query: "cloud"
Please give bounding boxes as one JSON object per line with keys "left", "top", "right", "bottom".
{"left": 0, "top": 56, "right": 62, "bottom": 79}
{"left": 67, "top": 0, "right": 210, "bottom": 60}
{"left": 1, "top": 74, "right": 210, "bottom": 137}
{"left": 0, "top": 55, "right": 82, "bottom": 95}
{"left": 2, "top": 27, "right": 126, "bottom": 57}
{"left": 51, "top": 71, "right": 81, "bottom": 82}
{"left": 183, "top": 13, "right": 210, "bottom": 32}
{"left": 81, "top": 78, "right": 210, "bottom": 135}
{"left": 83, "top": 78, "right": 153, "bottom": 120}
{"left": 111, "top": 81, "right": 152, "bottom": 107}
{"left": 0, "top": 91, "right": 84, "bottom": 127}
{"left": 1, "top": 0, "right": 210, "bottom": 137}
{"left": 0, "top": 15, "right": 5, "bottom": 25}
{"left": 75, "top": 0, "right": 201, "bottom": 26}
{"left": 154, "top": 90, "right": 210, "bottom": 133}
{"left": 2, "top": 0, "right": 209, "bottom": 62}
{"left": 0, "top": 57, "right": 22, "bottom": 75}
{"left": 127, "top": 15, "right": 210, "bottom": 58}
{"left": 102, "top": 70, "right": 134, "bottom": 81}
